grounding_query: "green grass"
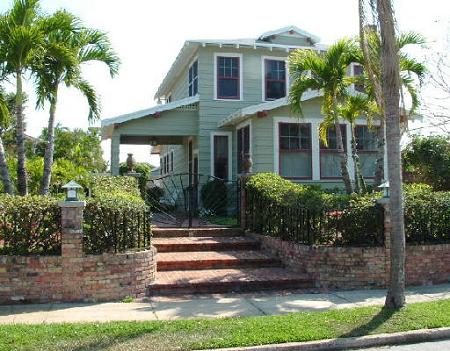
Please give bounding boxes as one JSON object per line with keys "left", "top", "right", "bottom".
{"left": 1, "top": 299, "right": 450, "bottom": 351}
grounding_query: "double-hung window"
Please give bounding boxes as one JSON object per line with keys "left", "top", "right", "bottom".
{"left": 352, "top": 63, "right": 365, "bottom": 93}
{"left": 355, "top": 125, "right": 379, "bottom": 178}
{"left": 279, "top": 123, "right": 312, "bottom": 178}
{"left": 265, "top": 59, "right": 286, "bottom": 100}
{"left": 320, "top": 125, "right": 347, "bottom": 178}
{"left": 188, "top": 60, "right": 198, "bottom": 96}
{"left": 212, "top": 133, "right": 231, "bottom": 180}
{"left": 216, "top": 56, "right": 240, "bottom": 99}
{"left": 237, "top": 125, "right": 250, "bottom": 174}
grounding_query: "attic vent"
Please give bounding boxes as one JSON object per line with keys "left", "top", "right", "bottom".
{"left": 176, "top": 103, "right": 198, "bottom": 111}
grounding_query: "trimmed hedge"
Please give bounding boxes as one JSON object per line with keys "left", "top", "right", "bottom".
{"left": 246, "top": 173, "right": 450, "bottom": 246}
{"left": 0, "top": 195, "right": 61, "bottom": 255}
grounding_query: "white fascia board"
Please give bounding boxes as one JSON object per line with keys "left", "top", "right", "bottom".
{"left": 218, "top": 90, "right": 321, "bottom": 128}
{"left": 101, "top": 95, "right": 199, "bottom": 130}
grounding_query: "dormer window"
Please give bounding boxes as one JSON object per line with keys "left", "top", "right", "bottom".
{"left": 264, "top": 59, "right": 287, "bottom": 100}
{"left": 188, "top": 60, "right": 198, "bottom": 96}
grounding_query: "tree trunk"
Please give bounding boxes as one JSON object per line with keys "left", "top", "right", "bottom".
{"left": 377, "top": 0, "right": 406, "bottom": 309}
{"left": 40, "top": 95, "right": 57, "bottom": 195}
{"left": 351, "top": 124, "right": 367, "bottom": 194}
{"left": 359, "top": 0, "right": 385, "bottom": 186}
{"left": 334, "top": 118, "right": 353, "bottom": 194}
{"left": 15, "top": 72, "right": 28, "bottom": 196}
{"left": 0, "top": 134, "right": 13, "bottom": 194}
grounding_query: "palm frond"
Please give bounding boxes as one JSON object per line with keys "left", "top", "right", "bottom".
{"left": 397, "top": 31, "right": 426, "bottom": 49}
{"left": 74, "top": 78, "right": 100, "bottom": 122}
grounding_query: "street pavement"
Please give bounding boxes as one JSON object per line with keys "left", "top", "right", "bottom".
{"left": 349, "top": 339, "right": 450, "bottom": 350}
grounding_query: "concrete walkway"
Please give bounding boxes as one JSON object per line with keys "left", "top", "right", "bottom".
{"left": 0, "top": 284, "right": 449, "bottom": 324}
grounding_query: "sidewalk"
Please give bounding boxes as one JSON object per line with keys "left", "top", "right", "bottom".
{"left": 0, "top": 284, "right": 449, "bottom": 324}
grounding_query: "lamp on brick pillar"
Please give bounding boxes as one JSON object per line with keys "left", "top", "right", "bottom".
{"left": 59, "top": 181, "right": 86, "bottom": 301}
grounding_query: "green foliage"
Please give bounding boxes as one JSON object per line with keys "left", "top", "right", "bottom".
{"left": 81, "top": 174, "right": 142, "bottom": 201}
{"left": 0, "top": 194, "right": 61, "bottom": 255}
{"left": 201, "top": 179, "right": 227, "bottom": 215}
{"left": 119, "top": 162, "right": 153, "bottom": 197}
{"left": 403, "top": 136, "right": 450, "bottom": 191}
{"left": 35, "top": 126, "right": 107, "bottom": 173}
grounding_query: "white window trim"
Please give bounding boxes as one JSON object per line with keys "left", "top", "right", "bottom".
{"left": 188, "top": 56, "right": 199, "bottom": 97}
{"left": 261, "top": 56, "right": 289, "bottom": 102}
{"left": 210, "top": 131, "right": 233, "bottom": 180}
{"left": 213, "top": 52, "right": 243, "bottom": 101}
{"left": 236, "top": 119, "right": 252, "bottom": 173}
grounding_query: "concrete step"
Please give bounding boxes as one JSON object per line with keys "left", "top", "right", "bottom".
{"left": 147, "top": 268, "right": 313, "bottom": 295}
{"left": 152, "top": 227, "right": 244, "bottom": 238}
{"left": 152, "top": 236, "right": 260, "bottom": 252}
{"left": 156, "top": 250, "right": 283, "bottom": 271}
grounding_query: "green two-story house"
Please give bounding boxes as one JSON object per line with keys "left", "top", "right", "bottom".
{"left": 102, "top": 26, "right": 379, "bottom": 187}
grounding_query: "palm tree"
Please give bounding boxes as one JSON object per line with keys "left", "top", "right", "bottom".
{"left": 0, "top": 0, "right": 44, "bottom": 195}
{"left": 337, "top": 94, "right": 378, "bottom": 194}
{"left": 358, "top": 3, "right": 426, "bottom": 185}
{"left": 34, "top": 11, "right": 119, "bottom": 195}
{"left": 0, "top": 86, "right": 12, "bottom": 194}
{"left": 376, "top": 0, "right": 406, "bottom": 309}
{"left": 289, "top": 39, "right": 360, "bottom": 194}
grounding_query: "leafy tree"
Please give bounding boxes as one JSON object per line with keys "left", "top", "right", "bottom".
{"left": 34, "top": 10, "right": 119, "bottom": 195}
{"left": 35, "top": 125, "right": 107, "bottom": 173}
{"left": 289, "top": 38, "right": 360, "bottom": 194}
{"left": 403, "top": 136, "right": 450, "bottom": 191}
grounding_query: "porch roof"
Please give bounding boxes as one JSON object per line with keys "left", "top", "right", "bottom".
{"left": 101, "top": 95, "right": 200, "bottom": 139}
{"left": 218, "top": 90, "right": 322, "bottom": 127}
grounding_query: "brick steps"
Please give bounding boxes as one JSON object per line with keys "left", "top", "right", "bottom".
{"left": 152, "top": 227, "right": 244, "bottom": 238}
{"left": 152, "top": 236, "right": 260, "bottom": 252}
{"left": 157, "top": 250, "right": 283, "bottom": 271}
{"left": 148, "top": 268, "right": 313, "bottom": 295}
{"left": 148, "top": 227, "right": 313, "bottom": 296}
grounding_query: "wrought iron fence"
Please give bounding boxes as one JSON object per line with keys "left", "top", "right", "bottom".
{"left": 245, "top": 191, "right": 385, "bottom": 247}
{"left": 83, "top": 203, "right": 152, "bottom": 254}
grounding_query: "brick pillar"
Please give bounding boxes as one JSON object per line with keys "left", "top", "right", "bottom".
{"left": 378, "top": 198, "right": 391, "bottom": 287}
{"left": 238, "top": 174, "right": 251, "bottom": 229}
{"left": 59, "top": 200, "right": 86, "bottom": 301}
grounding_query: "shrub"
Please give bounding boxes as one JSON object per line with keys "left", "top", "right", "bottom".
{"left": 201, "top": 179, "right": 227, "bottom": 215}
{"left": 79, "top": 174, "right": 142, "bottom": 200}
{"left": 0, "top": 195, "right": 61, "bottom": 255}
{"left": 119, "top": 162, "right": 153, "bottom": 197}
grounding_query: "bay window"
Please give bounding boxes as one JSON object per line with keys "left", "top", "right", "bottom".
{"left": 279, "top": 123, "right": 312, "bottom": 178}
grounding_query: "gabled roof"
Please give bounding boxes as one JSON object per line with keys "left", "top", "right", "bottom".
{"left": 101, "top": 95, "right": 199, "bottom": 139}
{"left": 218, "top": 90, "right": 322, "bottom": 127}
{"left": 155, "top": 26, "right": 325, "bottom": 100}
{"left": 258, "top": 25, "right": 320, "bottom": 44}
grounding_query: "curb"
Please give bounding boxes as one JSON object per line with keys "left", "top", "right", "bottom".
{"left": 198, "top": 327, "right": 450, "bottom": 351}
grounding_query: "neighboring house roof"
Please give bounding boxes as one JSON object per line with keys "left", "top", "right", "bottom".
{"left": 258, "top": 25, "right": 320, "bottom": 44}
{"left": 155, "top": 26, "right": 326, "bottom": 100}
{"left": 101, "top": 95, "right": 199, "bottom": 139}
{"left": 218, "top": 90, "right": 322, "bottom": 127}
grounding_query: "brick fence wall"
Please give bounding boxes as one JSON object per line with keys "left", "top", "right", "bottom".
{"left": 250, "top": 233, "right": 450, "bottom": 290}
{"left": 0, "top": 200, "right": 156, "bottom": 304}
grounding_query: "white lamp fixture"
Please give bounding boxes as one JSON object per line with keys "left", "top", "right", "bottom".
{"left": 62, "top": 180, "right": 83, "bottom": 201}
{"left": 378, "top": 181, "right": 390, "bottom": 198}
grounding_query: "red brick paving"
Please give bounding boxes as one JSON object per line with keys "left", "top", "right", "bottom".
{"left": 152, "top": 236, "right": 260, "bottom": 252}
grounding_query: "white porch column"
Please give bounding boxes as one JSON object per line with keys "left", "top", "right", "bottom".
{"left": 111, "top": 134, "right": 120, "bottom": 175}
{"left": 311, "top": 121, "right": 320, "bottom": 180}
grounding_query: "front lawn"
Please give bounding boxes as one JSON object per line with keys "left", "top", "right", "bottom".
{"left": 1, "top": 299, "right": 450, "bottom": 351}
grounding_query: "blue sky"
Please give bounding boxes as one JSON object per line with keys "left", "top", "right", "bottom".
{"left": 0, "top": 0, "right": 448, "bottom": 166}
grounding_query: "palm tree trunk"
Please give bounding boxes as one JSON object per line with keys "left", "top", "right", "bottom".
{"left": 334, "top": 118, "right": 353, "bottom": 194}
{"left": 351, "top": 124, "right": 367, "bottom": 194}
{"left": 377, "top": 0, "right": 406, "bottom": 309}
{"left": 15, "top": 71, "right": 28, "bottom": 196}
{"left": 359, "top": 0, "right": 385, "bottom": 186}
{"left": 0, "top": 134, "right": 13, "bottom": 194}
{"left": 40, "top": 95, "right": 57, "bottom": 195}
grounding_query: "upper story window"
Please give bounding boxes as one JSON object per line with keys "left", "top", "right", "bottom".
{"left": 352, "top": 63, "right": 364, "bottom": 93}
{"left": 188, "top": 60, "right": 198, "bottom": 96}
{"left": 264, "top": 59, "right": 286, "bottom": 100}
{"left": 216, "top": 55, "right": 241, "bottom": 100}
